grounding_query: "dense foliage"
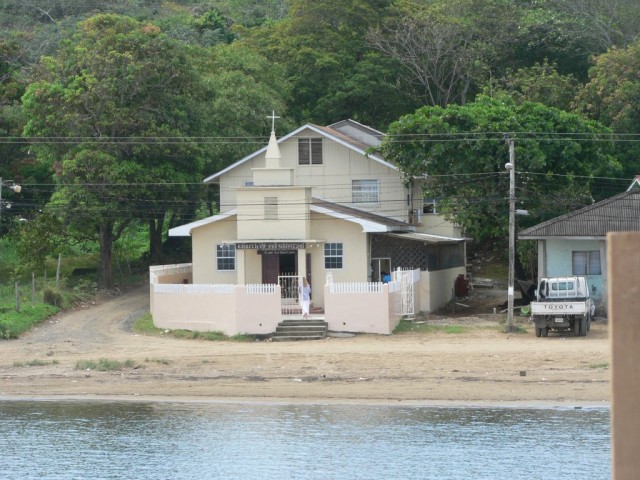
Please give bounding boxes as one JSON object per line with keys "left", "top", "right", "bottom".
{"left": 0, "top": 0, "right": 638, "bottom": 287}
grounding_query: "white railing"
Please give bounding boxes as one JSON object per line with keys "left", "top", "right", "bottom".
{"left": 247, "top": 284, "right": 278, "bottom": 294}
{"left": 153, "top": 283, "right": 235, "bottom": 294}
{"left": 328, "top": 282, "right": 383, "bottom": 294}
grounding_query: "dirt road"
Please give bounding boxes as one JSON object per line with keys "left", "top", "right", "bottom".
{"left": 0, "top": 286, "right": 610, "bottom": 405}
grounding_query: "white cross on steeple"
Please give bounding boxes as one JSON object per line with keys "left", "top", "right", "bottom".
{"left": 267, "top": 111, "right": 280, "bottom": 132}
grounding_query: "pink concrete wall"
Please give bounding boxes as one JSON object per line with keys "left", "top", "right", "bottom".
{"left": 151, "top": 287, "right": 282, "bottom": 336}
{"left": 324, "top": 284, "right": 397, "bottom": 335}
{"left": 152, "top": 290, "right": 237, "bottom": 334}
{"left": 235, "top": 286, "right": 282, "bottom": 335}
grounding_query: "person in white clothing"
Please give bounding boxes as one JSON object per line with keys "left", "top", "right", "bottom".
{"left": 299, "top": 277, "right": 311, "bottom": 319}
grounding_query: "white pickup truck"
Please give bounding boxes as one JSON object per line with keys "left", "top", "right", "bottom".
{"left": 530, "top": 276, "right": 596, "bottom": 337}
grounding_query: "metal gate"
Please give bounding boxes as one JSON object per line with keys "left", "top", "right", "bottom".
{"left": 278, "top": 275, "right": 300, "bottom": 315}
{"left": 394, "top": 269, "right": 416, "bottom": 317}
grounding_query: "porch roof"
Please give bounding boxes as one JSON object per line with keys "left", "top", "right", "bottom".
{"left": 311, "top": 198, "right": 413, "bottom": 233}
{"left": 169, "top": 199, "right": 414, "bottom": 237}
{"left": 168, "top": 209, "right": 237, "bottom": 237}
{"left": 381, "top": 232, "right": 466, "bottom": 244}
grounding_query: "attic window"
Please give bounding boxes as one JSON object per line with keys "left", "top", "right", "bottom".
{"left": 298, "top": 138, "right": 323, "bottom": 165}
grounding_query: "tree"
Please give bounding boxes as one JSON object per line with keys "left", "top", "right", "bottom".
{"left": 241, "top": 0, "right": 405, "bottom": 126}
{"left": 574, "top": 40, "right": 640, "bottom": 179}
{"left": 368, "top": 0, "right": 523, "bottom": 107}
{"left": 485, "top": 60, "right": 580, "bottom": 111}
{"left": 378, "top": 95, "right": 621, "bottom": 247}
{"left": 22, "top": 14, "right": 206, "bottom": 288}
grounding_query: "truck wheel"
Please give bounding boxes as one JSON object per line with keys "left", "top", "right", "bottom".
{"left": 535, "top": 326, "right": 542, "bottom": 337}
{"left": 580, "top": 316, "right": 587, "bottom": 336}
{"left": 587, "top": 317, "right": 591, "bottom": 332}
{"left": 574, "top": 319, "right": 581, "bottom": 336}
{"left": 541, "top": 327, "right": 549, "bottom": 337}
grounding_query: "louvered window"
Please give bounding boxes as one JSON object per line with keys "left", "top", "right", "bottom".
{"left": 352, "top": 179, "right": 379, "bottom": 203}
{"left": 264, "top": 196, "right": 278, "bottom": 220}
{"left": 298, "top": 138, "right": 323, "bottom": 165}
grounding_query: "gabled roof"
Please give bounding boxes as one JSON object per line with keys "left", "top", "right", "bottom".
{"left": 519, "top": 189, "right": 640, "bottom": 239}
{"left": 168, "top": 198, "right": 413, "bottom": 237}
{"left": 202, "top": 122, "right": 395, "bottom": 184}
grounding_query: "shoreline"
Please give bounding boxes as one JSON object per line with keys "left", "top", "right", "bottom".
{"left": 0, "top": 394, "right": 611, "bottom": 410}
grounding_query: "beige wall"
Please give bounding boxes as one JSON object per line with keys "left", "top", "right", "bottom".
{"left": 309, "top": 213, "right": 368, "bottom": 306}
{"left": 236, "top": 186, "right": 310, "bottom": 240}
{"left": 419, "top": 267, "right": 466, "bottom": 312}
{"left": 218, "top": 128, "right": 410, "bottom": 222}
{"left": 191, "top": 217, "right": 238, "bottom": 284}
{"left": 416, "top": 214, "right": 464, "bottom": 238}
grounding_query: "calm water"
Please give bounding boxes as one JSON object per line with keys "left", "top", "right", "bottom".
{"left": 0, "top": 401, "right": 610, "bottom": 480}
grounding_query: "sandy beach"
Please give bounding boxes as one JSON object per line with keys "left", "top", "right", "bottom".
{"left": 0, "top": 285, "right": 610, "bottom": 406}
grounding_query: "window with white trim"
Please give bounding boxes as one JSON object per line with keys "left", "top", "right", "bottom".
{"left": 572, "top": 250, "right": 601, "bottom": 275}
{"left": 298, "top": 138, "right": 323, "bottom": 165}
{"left": 324, "top": 242, "right": 343, "bottom": 269}
{"left": 352, "top": 179, "right": 379, "bottom": 203}
{"left": 217, "top": 244, "right": 236, "bottom": 271}
{"left": 264, "top": 196, "right": 278, "bottom": 220}
{"left": 423, "top": 198, "right": 438, "bottom": 214}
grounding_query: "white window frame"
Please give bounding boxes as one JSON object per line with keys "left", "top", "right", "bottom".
{"left": 298, "top": 138, "right": 323, "bottom": 165}
{"left": 352, "top": 179, "right": 379, "bottom": 204}
{"left": 423, "top": 198, "right": 438, "bottom": 214}
{"left": 324, "top": 242, "right": 343, "bottom": 269}
{"left": 572, "top": 250, "right": 601, "bottom": 275}
{"left": 217, "top": 244, "right": 236, "bottom": 271}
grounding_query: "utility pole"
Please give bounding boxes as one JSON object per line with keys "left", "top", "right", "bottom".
{"left": 504, "top": 137, "right": 515, "bottom": 332}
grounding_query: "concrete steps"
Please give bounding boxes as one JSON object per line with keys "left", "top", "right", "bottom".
{"left": 272, "top": 319, "right": 328, "bottom": 341}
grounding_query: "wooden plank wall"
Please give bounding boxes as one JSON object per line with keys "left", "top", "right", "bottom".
{"left": 608, "top": 232, "right": 640, "bottom": 480}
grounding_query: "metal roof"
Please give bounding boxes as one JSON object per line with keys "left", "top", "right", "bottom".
{"left": 382, "top": 232, "right": 467, "bottom": 244}
{"left": 519, "top": 189, "right": 640, "bottom": 239}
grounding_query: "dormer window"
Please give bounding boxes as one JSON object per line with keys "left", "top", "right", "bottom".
{"left": 298, "top": 138, "right": 323, "bottom": 165}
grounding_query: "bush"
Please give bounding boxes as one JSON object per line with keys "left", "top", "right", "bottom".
{"left": 43, "top": 287, "right": 63, "bottom": 307}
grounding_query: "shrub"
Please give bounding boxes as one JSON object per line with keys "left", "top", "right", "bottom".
{"left": 43, "top": 287, "right": 63, "bottom": 307}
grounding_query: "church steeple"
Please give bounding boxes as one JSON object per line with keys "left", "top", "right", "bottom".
{"left": 264, "top": 111, "right": 281, "bottom": 169}
{"left": 251, "top": 111, "right": 292, "bottom": 186}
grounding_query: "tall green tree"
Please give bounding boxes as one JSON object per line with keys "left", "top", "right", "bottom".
{"left": 242, "top": 0, "right": 411, "bottom": 127}
{"left": 574, "top": 40, "right": 640, "bottom": 179}
{"left": 22, "top": 14, "right": 206, "bottom": 288}
{"left": 379, "top": 95, "right": 620, "bottom": 247}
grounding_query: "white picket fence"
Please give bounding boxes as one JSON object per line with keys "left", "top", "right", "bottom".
{"left": 328, "top": 281, "right": 384, "bottom": 294}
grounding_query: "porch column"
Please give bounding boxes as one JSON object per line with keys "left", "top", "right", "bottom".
{"left": 237, "top": 249, "right": 246, "bottom": 284}
{"left": 297, "top": 248, "right": 307, "bottom": 280}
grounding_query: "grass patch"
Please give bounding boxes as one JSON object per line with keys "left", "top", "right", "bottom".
{"left": 133, "top": 312, "right": 254, "bottom": 342}
{"left": 13, "top": 359, "right": 57, "bottom": 367}
{"left": 75, "top": 358, "right": 137, "bottom": 371}
{"left": 588, "top": 362, "right": 609, "bottom": 369}
{"left": 394, "top": 320, "right": 468, "bottom": 334}
{"left": 0, "top": 303, "right": 59, "bottom": 339}
{"left": 145, "top": 357, "right": 170, "bottom": 365}
{"left": 502, "top": 325, "right": 528, "bottom": 334}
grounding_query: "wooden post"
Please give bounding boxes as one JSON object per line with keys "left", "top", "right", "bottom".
{"left": 32, "top": 272, "right": 35, "bottom": 304}
{"left": 608, "top": 232, "right": 640, "bottom": 479}
{"left": 15, "top": 281, "right": 20, "bottom": 313}
{"left": 56, "top": 253, "right": 61, "bottom": 288}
